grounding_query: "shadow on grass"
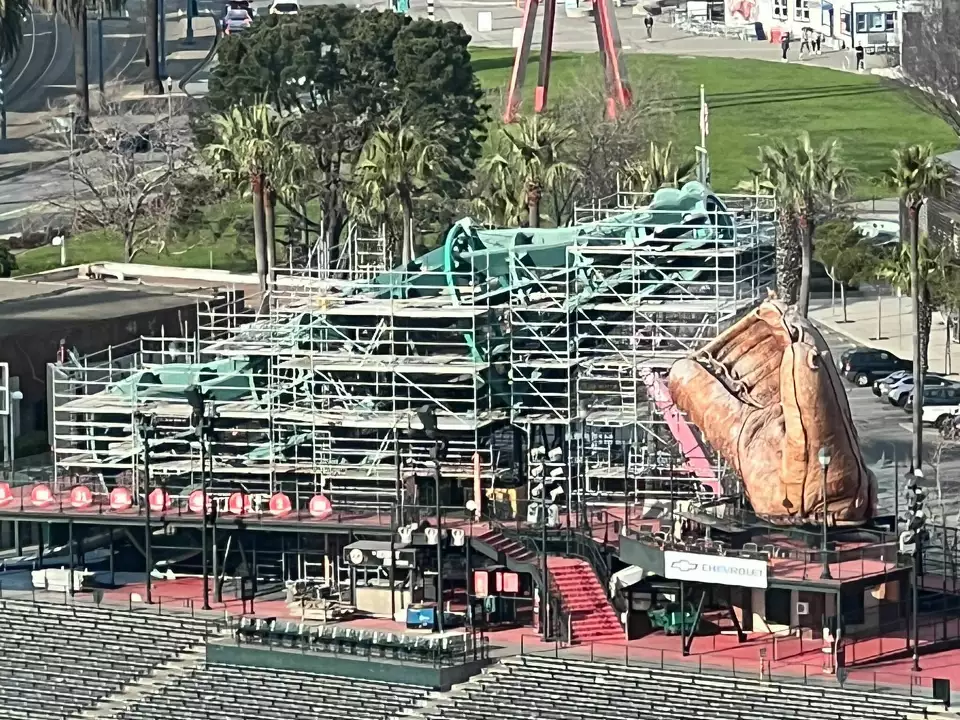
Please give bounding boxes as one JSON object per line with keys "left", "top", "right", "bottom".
{"left": 670, "top": 83, "right": 891, "bottom": 112}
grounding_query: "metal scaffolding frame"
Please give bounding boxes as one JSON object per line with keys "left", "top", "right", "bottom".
{"left": 48, "top": 184, "right": 775, "bottom": 524}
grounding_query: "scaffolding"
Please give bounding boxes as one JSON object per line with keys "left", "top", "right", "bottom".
{"left": 48, "top": 181, "right": 775, "bottom": 522}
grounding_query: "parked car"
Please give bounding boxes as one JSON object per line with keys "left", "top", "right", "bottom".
{"left": 269, "top": 0, "right": 300, "bottom": 13}
{"left": 872, "top": 369, "right": 911, "bottom": 398}
{"left": 905, "top": 386, "right": 960, "bottom": 427}
{"left": 223, "top": 7, "right": 252, "bottom": 34}
{"left": 839, "top": 348, "right": 910, "bottom": 387}
{"left": 888, "top": 375, "right": 955, "bottom": 407}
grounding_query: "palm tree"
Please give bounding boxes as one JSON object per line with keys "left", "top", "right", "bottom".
{"left": 884, "top": 144, "right": 950, "bottom": 471}
{"left": 353, "top": 116, "right": 449, "bottom": 266}
{"left": 621, "top": 141, "right": 697, "bottom": 196}
{"left": 204, "top": 103, "right": 308, "bottom": 292}
{"left": 0, "top": 0, "right": 29, "bottom": 64}
{"left": 145, "top": 0, "right": 161, "bottom": 94}
{"left": 752, "top": 133, "right": 852, "bottom": 316}
{"left": 482, "top": 115, "right": 578, "bottom": 229}
{"left": 37, "top": 0, "right": 93, "bottom": 128}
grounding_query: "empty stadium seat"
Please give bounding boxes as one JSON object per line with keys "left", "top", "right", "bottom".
{"left": 0, "top": 598, "right": 211, "bottom": 719}
{"left": 115, "top": 663, "right": 430, "bottom": 720}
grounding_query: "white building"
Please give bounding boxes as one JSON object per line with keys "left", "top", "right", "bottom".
{"left": 685, "top": 0, "right": 906, "bottom": 49}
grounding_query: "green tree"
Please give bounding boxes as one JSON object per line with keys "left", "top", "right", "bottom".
{"left": 0, "top": 0, "right": 29, "bottom": 63}
{"left": 351, "top": 116, "right": 449, "bottom": 266}
{"left": 621, "top": 141, "right": 696, "bottom": 196}
{"left": 207, "top": 8, "right": 485, "bottom": 260}
{"left": 203, "top": 103, "right": 308, "bottom": 292}
{"left": 883, "top": 144, "right": 949, "bottom": 469}
{"left": 0, "top": 241, "right": 16, "bottom": 278}
{"left": 814, "top": 220, "right": 874, "bottom": 323}
{"left": 750, "top": 133, "right": 853, "bottom": 316}
{"left": 481, "top": 115, "right": 578, "bottom": 229}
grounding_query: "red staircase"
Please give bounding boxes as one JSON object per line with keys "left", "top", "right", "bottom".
{"left": 471, "top": 528, "right": 623, "bottom": 644}
{"left": 473, "top": 529, "right": 538, "bottom": 564}
{"left": 548, "top": 556, "right": 623, "bottom": 643}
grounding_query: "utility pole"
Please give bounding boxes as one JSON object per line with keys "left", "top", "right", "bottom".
{"left": 185, "top": 0, "right": 195, "bottom": 44}
{"left": 0, "top": 62, "right": 7, "bottom": 141}
{"left": 97, "top": 6, "right": 106, "bottom": 95}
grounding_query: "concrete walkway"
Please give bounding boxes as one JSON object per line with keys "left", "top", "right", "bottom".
{"left": 425, "top": 0, "right": 887, "bottom": 74}
{"left": 810, "top": 291, "right": 959, "bottom": 377}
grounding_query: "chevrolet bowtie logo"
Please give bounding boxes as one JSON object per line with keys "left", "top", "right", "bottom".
{"left": 670, "top": 559, "right": 698, "bottom": 573}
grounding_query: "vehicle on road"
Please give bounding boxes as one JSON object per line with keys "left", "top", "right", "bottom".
{"left": 269, "top": 0, "right": 300, "bottom": 13}
{"left": 225, "top": 0, "right": 255, "bottom": 17}
{"left": 224, "top": 7, "right": 253, "bottom": 34}
{"left": 839, "top": 348, "right": 910, "bottom": 387}
{"left": 889, "top": 375, "right": 956, "bottom": 407}
{"left": 873, "top": 369, "right": 911, "bottom": 398}
{"left": 904, "top": 386, "right": 960, "bottom": 427}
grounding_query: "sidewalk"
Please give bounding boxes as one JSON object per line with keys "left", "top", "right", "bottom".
{"left": 809, "top": 291, "right": 959, "bottom": 377}
{"left": 432, "top": 0, "right": 887, "bottom": 74}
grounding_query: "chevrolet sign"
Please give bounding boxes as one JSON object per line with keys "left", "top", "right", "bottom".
{"left": 663, "top": 550, "right": 768, "bottom": 589}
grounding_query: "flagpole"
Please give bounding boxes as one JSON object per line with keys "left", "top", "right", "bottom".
{"left": 699, "top": 84, "right": 706, "bottom": 150}
{"left": 698, "top": 84, "right": 709, "bottom": 186}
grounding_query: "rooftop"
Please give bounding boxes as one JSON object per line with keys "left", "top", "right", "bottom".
{"left": 0, "top": 274, "right": 216, "bottom": 338}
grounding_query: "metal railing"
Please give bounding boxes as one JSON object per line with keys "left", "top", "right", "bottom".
{"left": 516, "top": 635, "right": 938, "bottom": 700}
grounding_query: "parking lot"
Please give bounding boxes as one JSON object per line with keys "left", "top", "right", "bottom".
{"left": 817, "top": 324, "right": 960, "bottom": 523}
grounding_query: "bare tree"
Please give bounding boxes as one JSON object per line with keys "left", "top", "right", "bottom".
{"left": 901, "top": 0, "right": 960, "bottom": 135}
{"left": 544, "top": 61, "right": 677, "bottom": 224}
{"left": 48, "top": 95, "right": 196, "bottom": 262}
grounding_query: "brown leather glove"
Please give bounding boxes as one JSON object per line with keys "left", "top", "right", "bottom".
{"left": 667, "top": 299, "right": 876, "bottom": 526}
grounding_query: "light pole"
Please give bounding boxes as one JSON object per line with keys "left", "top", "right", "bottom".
{"left": 135, "top": 412, "right": 156, "bottom": 605}
{"left": 185, "top": 0, "right": 196, "bottom": 44}
{"left": 0, "top": 60, "right": 7, "bottom": 141}
{"left": 904, "top": 468, "right": 926, "bottom": 671}
{"left": 8, "top": 391, "right": 22, "bottom": 478}
{"left": 185, "top": 385, "right": 211, "bottom": 610}
{"left": 817, "top": 446, "right": 832, "bottom": 580}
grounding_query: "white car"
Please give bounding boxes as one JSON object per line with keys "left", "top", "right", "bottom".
{"left": 873, "top": 370, "right": 910, "bottom": 398}
{"left": 269, "top": 0, "right": 299, "bottom": 13}
{"left": 888, "top": 375, "right": 952, "bottom": 407}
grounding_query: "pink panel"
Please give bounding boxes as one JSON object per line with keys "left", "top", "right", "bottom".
{"left": 645, "top": 373, "right": 719, "bottom": 494}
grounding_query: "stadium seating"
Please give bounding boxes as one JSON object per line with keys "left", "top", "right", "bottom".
{"left": 416, "top": 655, "right": 941, "bottom": 720}
{"left": 0, "top": 599, "right": 211, "bottom": 719}
{"left": 115, "top": 663, "right": 431, "bottom": 720}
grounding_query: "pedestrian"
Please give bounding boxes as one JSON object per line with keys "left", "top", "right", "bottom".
{"left": 855, "top": 41, "right": 865, "bottom": 71}
{"left": 814, "top": 31, "right": 823, "bottom": 55}
{"left": 799, "top": 28, "right": 810, "bottom": 57}
{"left": 644, "top": 13, "right": 654, "bottom": 41}
{"left": 781, "top": 32, "right": 791, "bottom": 62}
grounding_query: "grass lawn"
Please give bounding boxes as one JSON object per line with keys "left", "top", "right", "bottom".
{"left": 471, "top": 49, "right": 957, "bottom": 196}
{"left": 13, "top": 202, "right": 261, "bottom": 277}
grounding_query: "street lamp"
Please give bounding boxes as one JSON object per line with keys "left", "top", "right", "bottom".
{"left": 817, "top": 446, "right": 832, "bottom": 580}
{"left": 7, "top": 390, "right": 23, "bottom": 479}
{"left": 135, "top": 412, "right": 157, "bottom": 605}
{"left": 184, "top": 384, "right": 211, "bottom": 610}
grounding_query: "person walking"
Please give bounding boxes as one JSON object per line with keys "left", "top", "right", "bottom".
{"left": 799, "top": 28, "right": 811, "bottom": 57}
{"left": 855, "top": 41, "right": 865, "bottom": 71}
{"left": 781, "top": 32, "right": 791, "bottom": 62}
{"left": 814, "top": 31, "right": 823, "bottom": 55}
{"left": 644, "top": 13, "right": 654, "bottom": 40}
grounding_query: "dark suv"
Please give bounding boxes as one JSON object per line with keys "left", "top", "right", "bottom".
{"left": 839, "top": 348, "right": 911, "bottom": 387}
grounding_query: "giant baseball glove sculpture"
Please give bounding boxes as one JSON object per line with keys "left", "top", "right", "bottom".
{"left": 668, "top": 299, "right": 876, "bottom": 526}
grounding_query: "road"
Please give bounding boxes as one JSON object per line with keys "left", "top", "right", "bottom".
{"left": 816, "top": 323, "right": 960, "bottom": 524}
{"left": 2, "top": 11, "right": 144, "bottom": 115}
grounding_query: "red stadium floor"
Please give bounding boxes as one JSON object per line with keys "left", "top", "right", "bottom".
{"left": 17, "top": 574, "right": 948, "bottom": 696}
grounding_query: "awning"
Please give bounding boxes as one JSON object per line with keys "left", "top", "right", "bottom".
{"left": 609, "top": 565, "right": 649, "bottom": 595}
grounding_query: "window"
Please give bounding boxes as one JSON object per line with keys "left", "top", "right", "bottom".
{"left": 794, "top": 0, "right": 809, "bottom": 21}
{"left": 765, "top": 588, "right": 792, "bottom": 626}
{"left": 840, "top": 9, "right": 851, "bottom": 34}
{"left": 855, "top": 11, "right": 895, "bottom": 33}
{"left": 773, "top": 0, "right": 787, "bottom": 18}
